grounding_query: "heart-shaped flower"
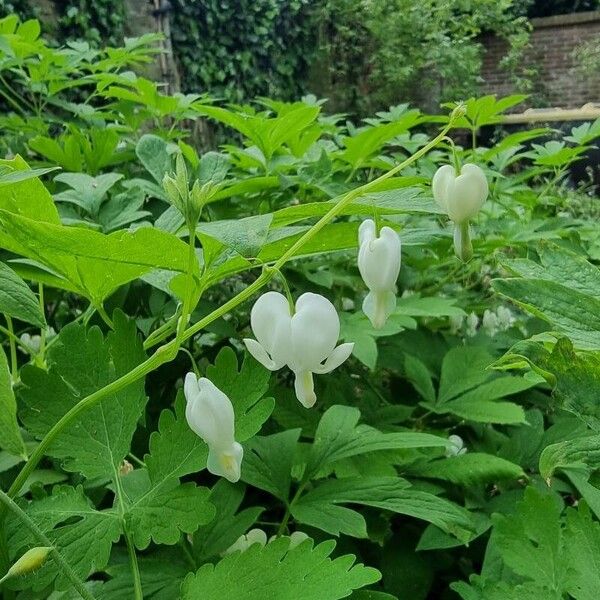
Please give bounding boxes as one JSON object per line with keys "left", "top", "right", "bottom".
{"left": 243, "top": 291, "right": 354, "bottom": 408}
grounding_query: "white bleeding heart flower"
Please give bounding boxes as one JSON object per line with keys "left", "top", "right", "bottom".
{"left": 184, "top": 374, "right": 243, "bottom": 483}
{"left": 432, "top": 163, "right": 489, "bottom": 262}
{"left": 445, "top": 434, "right": 467, "bottom": 458}
{"left": 432, "top": 163, "right": 489, "bottom": 224}
{"left": 223, "top": 528, "right": 267, "bottom": 555}
{"left": 243, "top": 291, "right": 354, "bottom": 408}
{"left": 357, "top": 219, "right": 401, "bottom": 329}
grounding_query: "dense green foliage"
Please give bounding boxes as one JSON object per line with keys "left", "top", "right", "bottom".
{"left": 1, "top": 15, "right": 600, "bottom": 600}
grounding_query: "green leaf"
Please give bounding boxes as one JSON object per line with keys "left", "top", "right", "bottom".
{"left": 0, "top": 261, "right": 45, "bottom": 327}
{"left": 6, "top": 485, "right": 121, "bottom": 592}
{"left": 198, "top": 214, "right": 272, "bottom": 258}
{"left": 136, "top": 134, "right": 173, "bottom": 184}
{"left": 306, "top": 405, "right": 449, "bottom": 479}
{"left": 292, "top": 477, "right": 474, "bottom": 541}
{"left": 0, "top": 210, "right": 195, "bottom": 302}
{"left": 193, "top": 480, "right": 263, "bottom": 561}
{"left": 124, "top": 393, "right": 215, "bottom": 550}
{"left": 242, "top": 429, "right": 301, "bottom": 501}
{"left": 416, "top": 453, "right": 524, "bottom": 486}
{"left": 493, "top": 278, "right": 600, "bottom": 350}
{"left": 0, "top": 345, "right": 25, "bottom": 456}
{"left": 54, "top": 172, "right": 123, "bottom": 216}
{"left": 121, "top": 469, "right": 215, "bottom": 550}
{"left": 492, "top": 487, "right": 564, "bottom": 591}
{"left": 435, "top": 398, "right": 526, "bottom": 424}
{"left": 437, "top": 346, "right": 493, "bottom": 403}
{"left": 539, "top": 434, "right": 600, "bottom": 480}
{"left": 497, "top": 338, "right": 600, "bottom": 430}
{"left": 205, "top": 347, "right": 274, "bottom": 441}
{"left": 19, "top": 312, "right": 147, "bottom": 480}
{"left": 145, "top": 392, "right": 208, "bottom": 481}
{"left": 181, "top": 537, "right": 380, "bottom": 600}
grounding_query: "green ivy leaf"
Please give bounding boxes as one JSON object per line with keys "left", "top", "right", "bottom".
{"left": 19, "top": 312, "right": 147, "bottom": 480}
{"left": 181, "top": 537, "right": 380, "bottom": 600}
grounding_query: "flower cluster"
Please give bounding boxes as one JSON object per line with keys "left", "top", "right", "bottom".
{"left": 183, "top": 161, "right": 487, "bottom": 482}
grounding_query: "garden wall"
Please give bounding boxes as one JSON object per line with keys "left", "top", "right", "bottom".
{"left": 481, "top": 11, "right": 600, "bottom": 108}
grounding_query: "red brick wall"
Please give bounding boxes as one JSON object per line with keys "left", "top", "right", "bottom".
{"left": 481, "top": 11, "right": 600, "bottom": 109}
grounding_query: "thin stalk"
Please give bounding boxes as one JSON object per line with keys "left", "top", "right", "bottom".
{"left": 0, "top": 489, "right": 95, "bottom": 600}
{"left": 0, "top": 324, "right": 34, "bottom": 354}
{"left": 38, "top": 284, "right": 46, "bottom": 357}
{"left": 94, "top": 304, "right": 114, "bottom": 329}
{"left": 5, "top": 317, "right": 17, "bottom": 382}
{"left": 113, "top": 470, "right": 142, "bottom": 600}
{"left": 5, "top": 109, "right": 461, "bottom": 505}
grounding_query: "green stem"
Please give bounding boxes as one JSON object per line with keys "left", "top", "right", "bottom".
{"left": 113, "top": 470, "right": 142, "bottom": 600}
{"left": 0, "top": 324, "right": 34, "bottom": 354}
{"left": 143, "top": 310, "right": 181, "bottom": 351}
{"left": 38, "top": 284, "right": 46, "bottom": 357}
{"left": 177, "top": 225, "right": 199, "bottom": 341}
{"left": 0, "top": 489, "right": 95, "bottom": 600}
{"left": 4, "top": 108, "right": 461, "bottom": 506}
{"left": 94, "top": 304, "right": 114, "bottom": 329}
{"left": 5, "top": 317, "right": 17, "bottom": 382}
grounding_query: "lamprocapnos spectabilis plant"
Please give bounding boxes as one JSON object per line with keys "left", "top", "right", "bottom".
{"left": 2, "top": 16, "right": 600, "bottom": 600}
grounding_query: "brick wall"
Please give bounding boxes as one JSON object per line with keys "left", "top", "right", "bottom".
{"left": 481, "top": 11, "right": 600, "bottom": 109}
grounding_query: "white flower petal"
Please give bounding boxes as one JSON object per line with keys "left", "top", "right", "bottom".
{"left": 290, "top": 293, "right": 339, "bottom": 371}
{"left": 243, "top": 338, "right": 279, "bottom": 371}
{"left": 358, "top": 218, "right": 376, "bottom": 246}
{"left": 206, "top": 441, "right": 243, "bottom": 482}
{"left": 249, "top": 291, "right": 291, "bottom": 368}
{"left": 293, "top": 370, "right": 316, "bottom": 408}
{"left": 312, "top": 342, "right": 354, "bottom": 374}
{"left": 362, "top": 290, "right": 397, "bottom": 329}
{"left": 357, "top": 225, "right": 401, "bottom": 292}
{"left": 431, "top": 164, "right": 455, "bottom": 212}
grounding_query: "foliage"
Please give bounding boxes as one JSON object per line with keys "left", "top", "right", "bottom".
{"left": 170, "top": 0, "right": 317, "bottom": 103}
{"left": 312, "top": 0, "right": 531, "bottom": 114}
{"left": 0, "top": 14, "right": 600, "bottom": 600}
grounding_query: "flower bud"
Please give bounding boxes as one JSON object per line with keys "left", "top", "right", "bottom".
{"left": 445, "top": 434, "right": 467, "bottom": 457}
{"left": 357, "top": 219, "right": 401, "bottom": 329}
{"left": 184, "top": 374, "right": 243, "bottom": 482}
{"left": 243, "top": 292, "right": 354, "bottom": 408}
{"left": 5, "top": 547, "right": 52, "bottom": 579}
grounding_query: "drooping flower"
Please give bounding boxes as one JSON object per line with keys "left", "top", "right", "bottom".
{"left": 184, "top": 374, "right": 243, "bottom": 483}
{"left": 432, "top": 163, "right": 488, "bottom": 261}
{"left": 432, "top": 164, "right": 488, "bottom": 224}
{"left": 243, "top": 292, "right": 354, "bottom": 408}
{"left": 445, "top": 434, "right": 467, "bottom": 458}
{"left": 357, "top": 219, "right": 401, "bottom": 329}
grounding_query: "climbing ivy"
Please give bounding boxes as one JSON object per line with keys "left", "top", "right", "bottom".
{"left": 57, "top": 0, "right": 127, "bottom": 47}
{"left": 170, "top": 0, "right": 318, "bottom": 102}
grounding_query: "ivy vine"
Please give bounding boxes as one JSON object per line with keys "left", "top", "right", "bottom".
{"left": 169, "top": 0, "right": 319, "bottom": 102}
{"left": 56, "top": 0, "right": 126, "bottom": 47}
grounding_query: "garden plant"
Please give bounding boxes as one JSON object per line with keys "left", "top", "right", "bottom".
{"left": 0, "top": 15, "right": 600, "bottom": 600}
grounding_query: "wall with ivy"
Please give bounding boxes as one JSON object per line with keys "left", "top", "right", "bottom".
{"left": 169, "top": 0, "right": 318, "bottom": 102}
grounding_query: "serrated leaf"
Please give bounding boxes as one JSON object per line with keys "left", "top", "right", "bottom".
{"left": 416, "top": 453, "right": 524, "bottom": 486}
{"left": 539, "top": 434, "right": 600, "bottom": 480}
{"left": 136, "top": 134, "right": 173, "bottom": 184}
{"left": 0, "top": 261, "right": 45, "bottom": 327}
{"left": 241, "top": 429, "right": 301, "bottom": 501}
{"left": 6, "top": 485, "right": 121, "bottom": 592}
{"left": 306, "top": 405, "right": 448, "bottom": 479}
{"left": 181, "top": 537, "right": 380, "bottom": 600}
{"left": 205, "top": 347, "right": 274, "bottom": 441}
{"left": 122, "top": 469, "right": 215, "bottom": 550}
{"left": 0, "top": 345, "right": 25, "bottom": 456}
{"left": 19, "top": 312, "right": 147, "bottom": 480}
{"left": 145, "top": 392, "right": 208, "bottom": 482}
{"left": 438, "top": 347, "right": 493, "bottom": 403}
{"left": 292, "top": 477, "right": 474, "bottom": 541}
{"left": 193, "top": 480, "right": 263, "bottom": 561}
{"left": 0, "top": 210, "right": 195, "bottom": 303}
